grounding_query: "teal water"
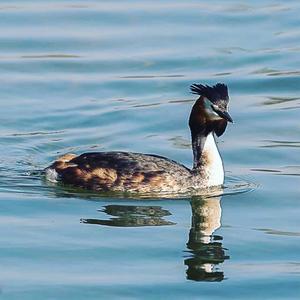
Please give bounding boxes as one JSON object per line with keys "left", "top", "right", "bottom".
{"left": 1, "top": 1, "right": 300, "bottom": 299}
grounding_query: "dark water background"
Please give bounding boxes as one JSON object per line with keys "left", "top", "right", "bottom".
{"left": 0, "top": 1, "right": 300, "bottom": 299}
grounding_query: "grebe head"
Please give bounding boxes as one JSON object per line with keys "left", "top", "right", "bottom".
{"left": 189, "top": 83, "right": 233, "bottom": 137}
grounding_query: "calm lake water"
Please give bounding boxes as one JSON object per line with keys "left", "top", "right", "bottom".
{"left": 1, "top": 1, "right": 300, "bottom": 299}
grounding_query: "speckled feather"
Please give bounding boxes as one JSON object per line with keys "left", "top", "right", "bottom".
{"left": 47, "top": 152, "right": 195, "bottom": 193}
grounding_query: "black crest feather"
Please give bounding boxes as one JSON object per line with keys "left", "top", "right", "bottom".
{"left": 190, "top": 83, "right": 229, "bottom": 103}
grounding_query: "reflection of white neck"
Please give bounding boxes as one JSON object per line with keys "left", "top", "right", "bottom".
{"left": 202, "top": 133, "right": 224, "bottom": 187}
{"left": 197, "top": 197, "right": 222, "bottom": 244}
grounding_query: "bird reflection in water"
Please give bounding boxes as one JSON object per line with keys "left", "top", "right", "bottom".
{"left": 81, "top": 194, "right": 229, "bottom": 282}
{"left": 185, "top": 196, "right": 229, "bottom": 282}
{"left": 81, "top": 205, "right": 175, "bottom": 227}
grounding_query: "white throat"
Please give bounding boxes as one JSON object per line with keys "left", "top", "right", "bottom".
{"left": 202, "top": 132, "right": 224, "bottom": 187}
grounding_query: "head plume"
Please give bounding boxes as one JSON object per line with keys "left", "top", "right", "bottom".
{"left": 190, "top": 83, "right": 229, "bottom": 103}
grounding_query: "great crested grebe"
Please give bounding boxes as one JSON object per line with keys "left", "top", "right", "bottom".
{"left": 45, "top": 83, "right": 233, "bottom": 194}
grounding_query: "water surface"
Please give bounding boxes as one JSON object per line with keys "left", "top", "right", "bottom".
{"left": 0, "top": 1, "right": 300, "bottom": 299}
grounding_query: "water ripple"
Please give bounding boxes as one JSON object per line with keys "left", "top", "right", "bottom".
{"left": 21, "top": 54, "right": 81, "bottom": 59}
{"left": 7, "top": 130, "right": 65, "bottom": 137}
{"left": 251, "top": 166, "right": 300, "bottom": 176}
{"left": 254, "top": 228, "right": 300, "bottom": 237}
{"left": 262, "top": 96, "right": 300, "bottom": 105}
{"left": 260, "top": 140, "right": 300, "bottom": 148}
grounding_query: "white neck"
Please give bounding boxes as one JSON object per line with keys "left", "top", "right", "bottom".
{"left": 200, "top": 132, "right": 224, "bottom": 187}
